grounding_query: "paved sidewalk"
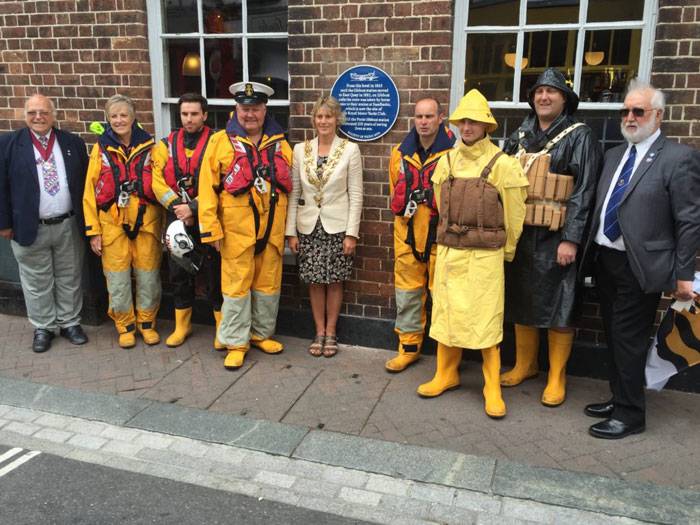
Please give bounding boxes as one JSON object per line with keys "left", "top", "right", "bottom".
{"left": 0, "top": 403, "right": 665, "bottom": 525}
{"left": 0, "top": 312, "right": 698, "bottom": 494}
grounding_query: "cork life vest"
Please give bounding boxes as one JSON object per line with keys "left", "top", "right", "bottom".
{"left": 437, "top": 151, "right": 506, "bottom": 250}
{"left": 515, "top": 123, "right": 583, "bottom": 231}
{"left": 162, "top": 126, "right": 213, "bottom": 201}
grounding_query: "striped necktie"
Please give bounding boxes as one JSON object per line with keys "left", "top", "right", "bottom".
{"left": 603, "top": 145, "right": 636, "bottom": 242}
{"left": 37, "top": 134, "right": 60, "bottom": 196}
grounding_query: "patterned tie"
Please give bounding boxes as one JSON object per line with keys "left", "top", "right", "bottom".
{"left": 603, "top": 145, "right": 636, "bottom": 242}
{"left": 38, "top": 133, "right": 59, "bottom": 196}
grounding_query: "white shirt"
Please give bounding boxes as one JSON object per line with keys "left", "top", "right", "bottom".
{"left": 594, "top": 128, "right": 661, "bottom": 251}
{"left": 32, "top": 129, "right": 72, "bottom": 219}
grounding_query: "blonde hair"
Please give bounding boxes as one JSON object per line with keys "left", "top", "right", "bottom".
{"left": 310, "top": 95, "right": 346, "bottom": 129}
{"left": 104, "top": 94, "right": 136, "bottom": 119}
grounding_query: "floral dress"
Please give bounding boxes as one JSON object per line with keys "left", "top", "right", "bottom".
{"left": 297, "top": 155, "right": 354, "bottom": 284}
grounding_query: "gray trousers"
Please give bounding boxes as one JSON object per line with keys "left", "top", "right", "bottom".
{"left": 11, "top": 216, "right": 84, "bottom": 330}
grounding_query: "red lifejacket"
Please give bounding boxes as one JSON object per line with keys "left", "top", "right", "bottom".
{"left": 390, "top": 156, "right": 442, "bottom": 217}
{"left": 222, "top": 136, "right": 292, "bottom": 196}
{"left": 94, "top": 143, "right": 156, "bottom": 210}
{"left": 162, "top": 127, "right": 213, "bottom": 200}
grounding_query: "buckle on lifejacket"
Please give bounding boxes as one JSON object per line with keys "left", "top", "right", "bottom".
{"left": 253, "top": 165, "right": 269, "bottom": 194}
{"left": 117, "top": 180, "right": 135, "bottom": 208}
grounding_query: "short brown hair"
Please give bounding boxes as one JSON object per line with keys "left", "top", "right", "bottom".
{"left": 310, "top": 95, "right": 346, "bottom": 129}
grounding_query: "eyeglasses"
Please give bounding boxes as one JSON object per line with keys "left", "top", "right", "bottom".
{"left": 26, "top": 110, "right": 51, "bottom": 117}
{"left": 618, "top": 107, "right": 655, "bottom": 118}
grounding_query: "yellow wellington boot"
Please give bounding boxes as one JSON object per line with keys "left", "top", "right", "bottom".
{"left": 224, "top": 345, "right": 248, "bottom": 369}
{"left": 417, "top": 343, "right": 462, "bottom": 397}
{"left": 385, "top": 342, "right": 421, "bottom": 373}
{"left": 482, "top": 346, "right": 506, "bottom": 419}
{"left": 500, "top": 324, "right": 540, "bottom": 387}
{"left": 138, "top": 321, "right": 160, "bottom": 345}
{"left": 166, "top": 308, "right": 192, "bottom": 348}
{"left": 250, "top": 336, "right": 284, "bottom": 354}
{"left": 118, "top": 330, "right": 136, "bottom": 349}
{"left": 541, "top": 329, "right": 574, "bottom": 407}
{"left": 213, "top": 310, "right": 225, "bottom": 351}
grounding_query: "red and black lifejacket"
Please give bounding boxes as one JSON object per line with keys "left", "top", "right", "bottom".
{"left": 222, "top": 135, "right": 292, "bottom": 255}
{"left": 390, "top": 156, "right": 442, "bottom": 217}
{"left": 161, "top": 126, "right": 213, "bottom": 200}
{"left": 222, "top": 135, "right": 292, "bottom": 196}
{"left": 94, "top": 142, "right": 156, "bottom": 239}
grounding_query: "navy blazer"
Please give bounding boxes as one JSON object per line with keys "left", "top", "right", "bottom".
{"left": 0, "top": 127, "right": 89, "bottom": 246}
{"left": 583, "top": 134, "right": 700, "bottom": 293}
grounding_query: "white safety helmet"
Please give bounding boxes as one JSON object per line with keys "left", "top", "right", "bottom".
{"left": 165, "top": 220, "right": 194, "bottom": 258}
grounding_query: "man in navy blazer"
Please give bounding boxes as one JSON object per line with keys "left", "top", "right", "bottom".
{"left": 582, "top": 80, "right": 700, "bottom": 439}
{"left": 0, "top": 94, "right": 90, "bottom": 352}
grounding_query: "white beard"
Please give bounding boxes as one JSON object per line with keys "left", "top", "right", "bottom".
{"left": 621, "top": 118, "right": 658, "bottom": 144}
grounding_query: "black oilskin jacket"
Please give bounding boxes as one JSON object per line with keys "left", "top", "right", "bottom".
{"left": 502, "top": 112, "right": 602, "bottom": 327}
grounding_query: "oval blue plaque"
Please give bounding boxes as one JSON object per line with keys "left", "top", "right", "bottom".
{"left": 330, "top": 65, "right": 400, "bottom": 142}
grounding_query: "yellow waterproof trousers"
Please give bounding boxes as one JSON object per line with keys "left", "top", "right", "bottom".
{"left": 100, "top": 208, "right": 163, "bottom": 334}
{"left": 219, "top": 241, "right": 282, "bottom": 348}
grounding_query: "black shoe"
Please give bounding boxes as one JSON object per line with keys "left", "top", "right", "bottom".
{"left": 32, "top": 329, "right": 54, "bottom": 353}
{"left": 60, "top": 325, "right": 88, "bottom": 345}
{"left": 584, "top": 399, "right": 614, "bottom": 418}
{"left": 589, "top": 418, "right": 645, "bottom": 440}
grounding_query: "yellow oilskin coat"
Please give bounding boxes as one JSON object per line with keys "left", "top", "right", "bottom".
{"left": 83, "top": 141, "right": 164, "bottom": 333}
{"left": 151, "top": 140, "right": 181, "bottom": 210}
{"left": 390, "top": 145, "right": 450, "bottom": 345}
{"left": 198, "top": 129, "right": 292, "bottom": 348}
{"left": 429, "top": 137, "right": 528, "bottom": 350}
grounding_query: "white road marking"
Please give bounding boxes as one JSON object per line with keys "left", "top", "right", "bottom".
{"left": 0, "top": 448, "right": 24, "bottom": 465}
{"left": 0, "top": 450, "right": 41, "bottom": 478}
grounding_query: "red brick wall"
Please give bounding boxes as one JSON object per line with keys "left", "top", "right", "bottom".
{"left": 652, "top": 0, "right": 700, "bottom": 149}
{"left": 285, "top": 0, "right": 454, "bottom": 321}
{"left": 0, "top": 0, "right": 153, "bottom": 142}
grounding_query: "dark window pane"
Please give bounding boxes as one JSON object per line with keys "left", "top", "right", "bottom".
{"left": 248, "top": 38, "right": 289, "bottom": 100}
{"left": 204, "top": 38, "right": 243, "bottom": 99}
{"left": 587, "top": 0, "right": 643, "bottom": 22}
{"left": 579, "top": 29, "right": 641, "bottom": 103}
{"left": 525, "top": 30, "right": 575, "bottom": 69}
{"left": 527, "top": 0, "right": 579, "bottom": 24}
{"left": 529, "top": 32, "right": 549, "bottom": 68}
{"left": 468, "top": 0, "right": 519, "bottom": 26}
{"left": 162, "top": 0, "right": 198, "bottom": 33}
{"left": 203, "top": 0, "right": 242, "bottom": 34}
{"left": 248, "top": 0, "right": 288, "bottom": 33}
{"left": 165, "top": 39, "right": 201, "bottom": 98}
{"left": 465, "top": 33, "right": 517, "bottom": 101}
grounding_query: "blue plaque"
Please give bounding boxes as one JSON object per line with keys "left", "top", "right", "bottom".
{"left": 330, "top": 65, "right": 400, "bottom": 142}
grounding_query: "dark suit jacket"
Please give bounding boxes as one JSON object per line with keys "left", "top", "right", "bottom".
{"left": 0, "top": 127, "right": 89, "bottom": 246}
{"left": 584, "top": 134, "right": 700, "bottom": 293}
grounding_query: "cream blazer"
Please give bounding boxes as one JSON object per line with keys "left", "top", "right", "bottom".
{"left": 286, "top": 135, "right": 363, "bottom": 238}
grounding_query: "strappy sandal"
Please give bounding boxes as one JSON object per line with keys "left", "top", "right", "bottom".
{"left": 323, "top": 335, "right": 338, "bottom": 358}
{"left": 308, "top": 335, "right": 325, "bottom": 357}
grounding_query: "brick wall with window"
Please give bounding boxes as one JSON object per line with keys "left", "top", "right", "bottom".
{"left": 0, "top": 0, "right": 154, "bottom": 140}
{"left": 285, "top": 1, "right": 453, "bottom": 331}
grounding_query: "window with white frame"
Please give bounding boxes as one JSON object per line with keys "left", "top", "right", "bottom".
{"left": 450, "top": 0, "right": 658, "bottom": 112}
{"left": 147, "top": 0, "right": 289, "bottom": 138}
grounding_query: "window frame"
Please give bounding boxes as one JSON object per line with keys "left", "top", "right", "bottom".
{"left": 450, "top": 0, "right": 659, "bottom": 113}
{"left": 146, "top": 0, "right": 289, "bottom": 138}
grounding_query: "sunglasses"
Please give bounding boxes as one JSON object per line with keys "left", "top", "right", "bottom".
{"left": 619, "top": 107, "right": 655, "bottom": 118}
